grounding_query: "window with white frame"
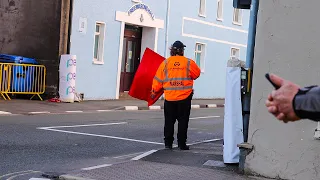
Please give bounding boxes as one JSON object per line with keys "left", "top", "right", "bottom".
{"left": 93, "top": 22, "right": 106, "bottom": 64}
{"left": 217, "top": 0, "right": 223, "bottom": 20}
{"left": 195, "top": 43, "right": 206, "bottom": 72}
{"left": 199, "top": 0, "right": 206, "bottom": 17}
{"left": 233, "top": 8, "right": 242, "bottom": 25}
{"left": 231, "top": 48, "right": 240, "bottom": 58}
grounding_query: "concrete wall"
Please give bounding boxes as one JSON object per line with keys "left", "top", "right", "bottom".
{"left": 168, "top": 0, "right": 250, "bottom": 99}
{"left": 0, "top": 0, "right": 62, "bottom": 95}
{"left": 245, "top": 0, "right": 320, "bottom": 179}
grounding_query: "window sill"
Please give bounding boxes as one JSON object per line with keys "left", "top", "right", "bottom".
{"left": 216, "top": 18, "right": 223, "bottom": 22}
{"left": 198, "top": 14, "right": 206, "bottom": 18}
{"left": 93, "top": 60, "right": 104, "bottom": 65}
{"left": 232, "top": 22, "right": 242, "bottom": 26}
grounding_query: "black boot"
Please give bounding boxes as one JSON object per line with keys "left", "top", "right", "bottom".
{"left": 178, "top": 143, "right": 189, "bottom": 150}
{"left": 165, "top": 144, "right": 173, "bottom": 150}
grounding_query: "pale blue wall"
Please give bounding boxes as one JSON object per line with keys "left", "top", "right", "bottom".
{"left": 167, "top": 0, "right": 250, "bottom": 99}
{"left": 69, "top": 0, "right": 167, "bottom": 100}
{"left": 70, "top": 0, "right": 249, "bottom": 100}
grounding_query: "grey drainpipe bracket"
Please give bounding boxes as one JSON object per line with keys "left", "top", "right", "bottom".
{"left": 237, "top": 143, "right": 254, "bottom": 154}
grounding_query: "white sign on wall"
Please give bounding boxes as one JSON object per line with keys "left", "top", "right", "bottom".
{"left": 79, "top": 17, "right": 87, "bottom": 34}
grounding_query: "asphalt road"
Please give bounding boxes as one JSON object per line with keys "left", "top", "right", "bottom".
{"left": 0, "top": 108, "right": 224, "bottom": 179}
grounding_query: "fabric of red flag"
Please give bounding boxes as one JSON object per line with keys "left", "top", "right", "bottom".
{"left": 128, "top": 48, "right": 165, "bottom": 106}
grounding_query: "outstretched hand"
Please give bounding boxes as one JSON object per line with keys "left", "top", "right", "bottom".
{"left": 265, "top": 74, "right": 301, "bottom": 123}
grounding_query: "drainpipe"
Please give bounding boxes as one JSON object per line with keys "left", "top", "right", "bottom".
{"left": 164, "top": 0, "right": 171, "bottom": 58}
{"left": 243, "top": 0, "right": 259, "bottom": 143}
{"left": 67, "top": 0, "right": 73, "bottom": 54}
{"left": 239, "top": 0, "right": 259, "bottom": 173}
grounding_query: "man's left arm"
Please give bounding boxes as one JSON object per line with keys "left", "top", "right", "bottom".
{"left": 189, "top": 59, "right": 201, "bottom": 80}
{"left": 151, "top": 62, "right": 165, "bottom": 98}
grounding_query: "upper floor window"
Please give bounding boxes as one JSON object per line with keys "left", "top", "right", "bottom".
{"left": 93, "top": 22, "right": 106, "bottom": 64}
{"left": 199, "top": 0, "right": 206, "bottom": 17}
{"left": 233, "top": 8, "right": 243, "bottom": 25}
{"left": 217, "top": 0, "right": 223, "bottom": 21}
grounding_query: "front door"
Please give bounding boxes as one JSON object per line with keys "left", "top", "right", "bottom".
{"left": 120, "top": 25, "right": 142, "bottom": 92}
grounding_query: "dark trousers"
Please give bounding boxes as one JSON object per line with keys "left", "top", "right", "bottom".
{"left": 164, "top": 93, "right": 193, "bottom": 146}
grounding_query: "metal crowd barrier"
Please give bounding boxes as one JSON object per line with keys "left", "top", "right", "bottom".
{"left": 0, "top": 63, "right": 46, "bottom": 101}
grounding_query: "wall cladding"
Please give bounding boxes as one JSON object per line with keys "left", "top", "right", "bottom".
{"left": 0, "top": 0, "right": 62, "bottom": 97}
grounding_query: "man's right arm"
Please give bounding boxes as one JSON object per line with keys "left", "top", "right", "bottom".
{"left": 293, "top": 86, "right": 320, "bottom": 121}
{"left": 189, "top": 60, "right": 201, "bottom": 80}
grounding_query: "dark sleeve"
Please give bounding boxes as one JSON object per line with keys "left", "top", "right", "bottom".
{"left": 293, "top": 86, "right": 320, "bottom": 121}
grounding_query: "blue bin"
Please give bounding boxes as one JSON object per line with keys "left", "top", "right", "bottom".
{"left": 0, "top": 54, "right": 39, "bottom": 92}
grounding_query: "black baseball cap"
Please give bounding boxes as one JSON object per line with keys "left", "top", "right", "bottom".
{"left": 172, "top": 41, "right": 186, "bottom": 49}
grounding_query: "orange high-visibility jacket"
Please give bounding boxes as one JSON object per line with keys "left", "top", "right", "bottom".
{"left": 151, "top": 56, "right": 201, "bottom": 101}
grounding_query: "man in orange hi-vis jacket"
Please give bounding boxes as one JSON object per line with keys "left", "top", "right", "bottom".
{"left": 151, "top": 40, "right": 201, "bottom": 150}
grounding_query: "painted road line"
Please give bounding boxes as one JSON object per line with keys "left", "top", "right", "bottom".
{"left": 0, "top": 111, "right": 11, "bottom": 115}
{"left": 206, "top": 104, "right": 217, "bottom": 108}
{"left": 190, "top": 116, "right": 220, "bottom": 120}
{"left": 96, "top": 110, "right": 112, "bottom": 112}
{"left": 29, "top": 111, "right": 50, "bottom": 114}
{"left": 112, "top": 151, "right": 146, "bottom": 159}
{"left": 38, "top": 122, "right": 127, "bottom": 129}
{"left": 124, "top": 106, "right": 139, "bottom": 111}
{"left": 6, "top": 171, "right": 41, "bottom": 180}
{"left": 191, "top": 105, "right": 200, "bottom": 109}
{"left": 149, "top": 106, "right": 161, "bottom": 110}
{"left": 65, "top": 110, "right": 83, "bottom": 113}
{"left": 81, "top": 164, "right": 112, "bottom": 171}
{"left": 187, "top": 138, "right": 222, "bottom": 146}
{"left": 131, "top": 150, "right": 158, "bottom": 160}
{"left": 29, "top": 178, "right": 50, "bottom": 180}
{"left": 38, "top": 128, "right": 164, "bottom": 145}
{"left": 0, "top": 170, "right": 35, "bottom": 179}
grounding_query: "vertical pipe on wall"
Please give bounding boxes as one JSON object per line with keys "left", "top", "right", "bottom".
{"left": 243, "top": 0, "right": 259, "bottom": 143}
{"left": 164, "top": 0, "right": 171, "bottom": 58}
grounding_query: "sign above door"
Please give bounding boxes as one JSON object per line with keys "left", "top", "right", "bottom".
{"left": 127, "top": 3, "right": 155, "bottom": 20}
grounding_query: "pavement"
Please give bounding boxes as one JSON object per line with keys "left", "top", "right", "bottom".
{"left": 0, "top": 99, "right": 224, "bottom": 115}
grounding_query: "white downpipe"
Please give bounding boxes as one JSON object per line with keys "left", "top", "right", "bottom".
{"left": 164, "top": 0, "right": 171, "bottom": 58}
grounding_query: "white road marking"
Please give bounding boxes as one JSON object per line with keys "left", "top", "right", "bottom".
{"left": 38, "top": 122, "right": 127, "bottom": 129}
{"left": 0, "top": 170, "right": 35, "bottom": 178}
{"left": 187, "top": 138, "right": 222, "bottom": 146}
{"left": 112, "top": 151, "right": 146, "bottom": 159}
{"left": 0, "top": 111, "right": 11, "bottom": 115}
{"left": 131, "top": 150, "right": 158, "bottom": 160}
{"left": 6, "top": 171, "right": 40, "bottom": 180}
{"left": 65, "top": 111, "right": 83, "bottom": 113}
{"left": 190, "top": 116, "right": 220, "bottom": 119}
{"left": 29, "top": 178, "right": 50, "bottom": 180}
{"left": 96, "top": 110, "right": 112, "bottom": 112}
{"left": 38, "top": 128, "right": 164, "bottom": 145}
{"left": 29, "top": 111, "right": 50, "bottom": 114}
{"left": 81, "top": 164, "right": 112, "bottom": 171}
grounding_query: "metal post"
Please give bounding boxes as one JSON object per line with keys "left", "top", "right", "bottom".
{"left": 164, "top": 0, "right": 171, "bottom": 58}
{"left": 243, "top": 0, "right": 259, "bottom": 143}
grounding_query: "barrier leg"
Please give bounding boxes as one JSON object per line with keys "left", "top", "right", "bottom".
{"left": 30, "top": 94, "right": 43, "bottom": 101}
{"left": 5, "top": 93, "right": 11, "bottom": 100}
{"left": 0, "top": 93, "right": 6, "bottom": 100}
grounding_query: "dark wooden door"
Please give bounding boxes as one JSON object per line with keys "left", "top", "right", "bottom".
{"left": 120, "top": 37, "right": 141, "bottom": 92}
{"left": 120, "top": 25, "right": 142, "bottom": 92}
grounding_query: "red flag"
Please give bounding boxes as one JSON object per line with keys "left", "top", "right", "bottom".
{"left": 128, "top": 48, "right": 165, "bottom": 106}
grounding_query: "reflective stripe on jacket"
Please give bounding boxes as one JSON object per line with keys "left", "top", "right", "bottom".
{"left": 152, "top": 56, "right": 201, "bottom": 101}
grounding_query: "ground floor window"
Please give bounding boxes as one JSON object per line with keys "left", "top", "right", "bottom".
{"left": 93, "top": 22, "right": 106, "bottom": 64}
{"left": 195, "top": 43, "right": 206, "bottom": 72}
{"left": 230, "top": 47, "right": 240, "bottom": 58}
